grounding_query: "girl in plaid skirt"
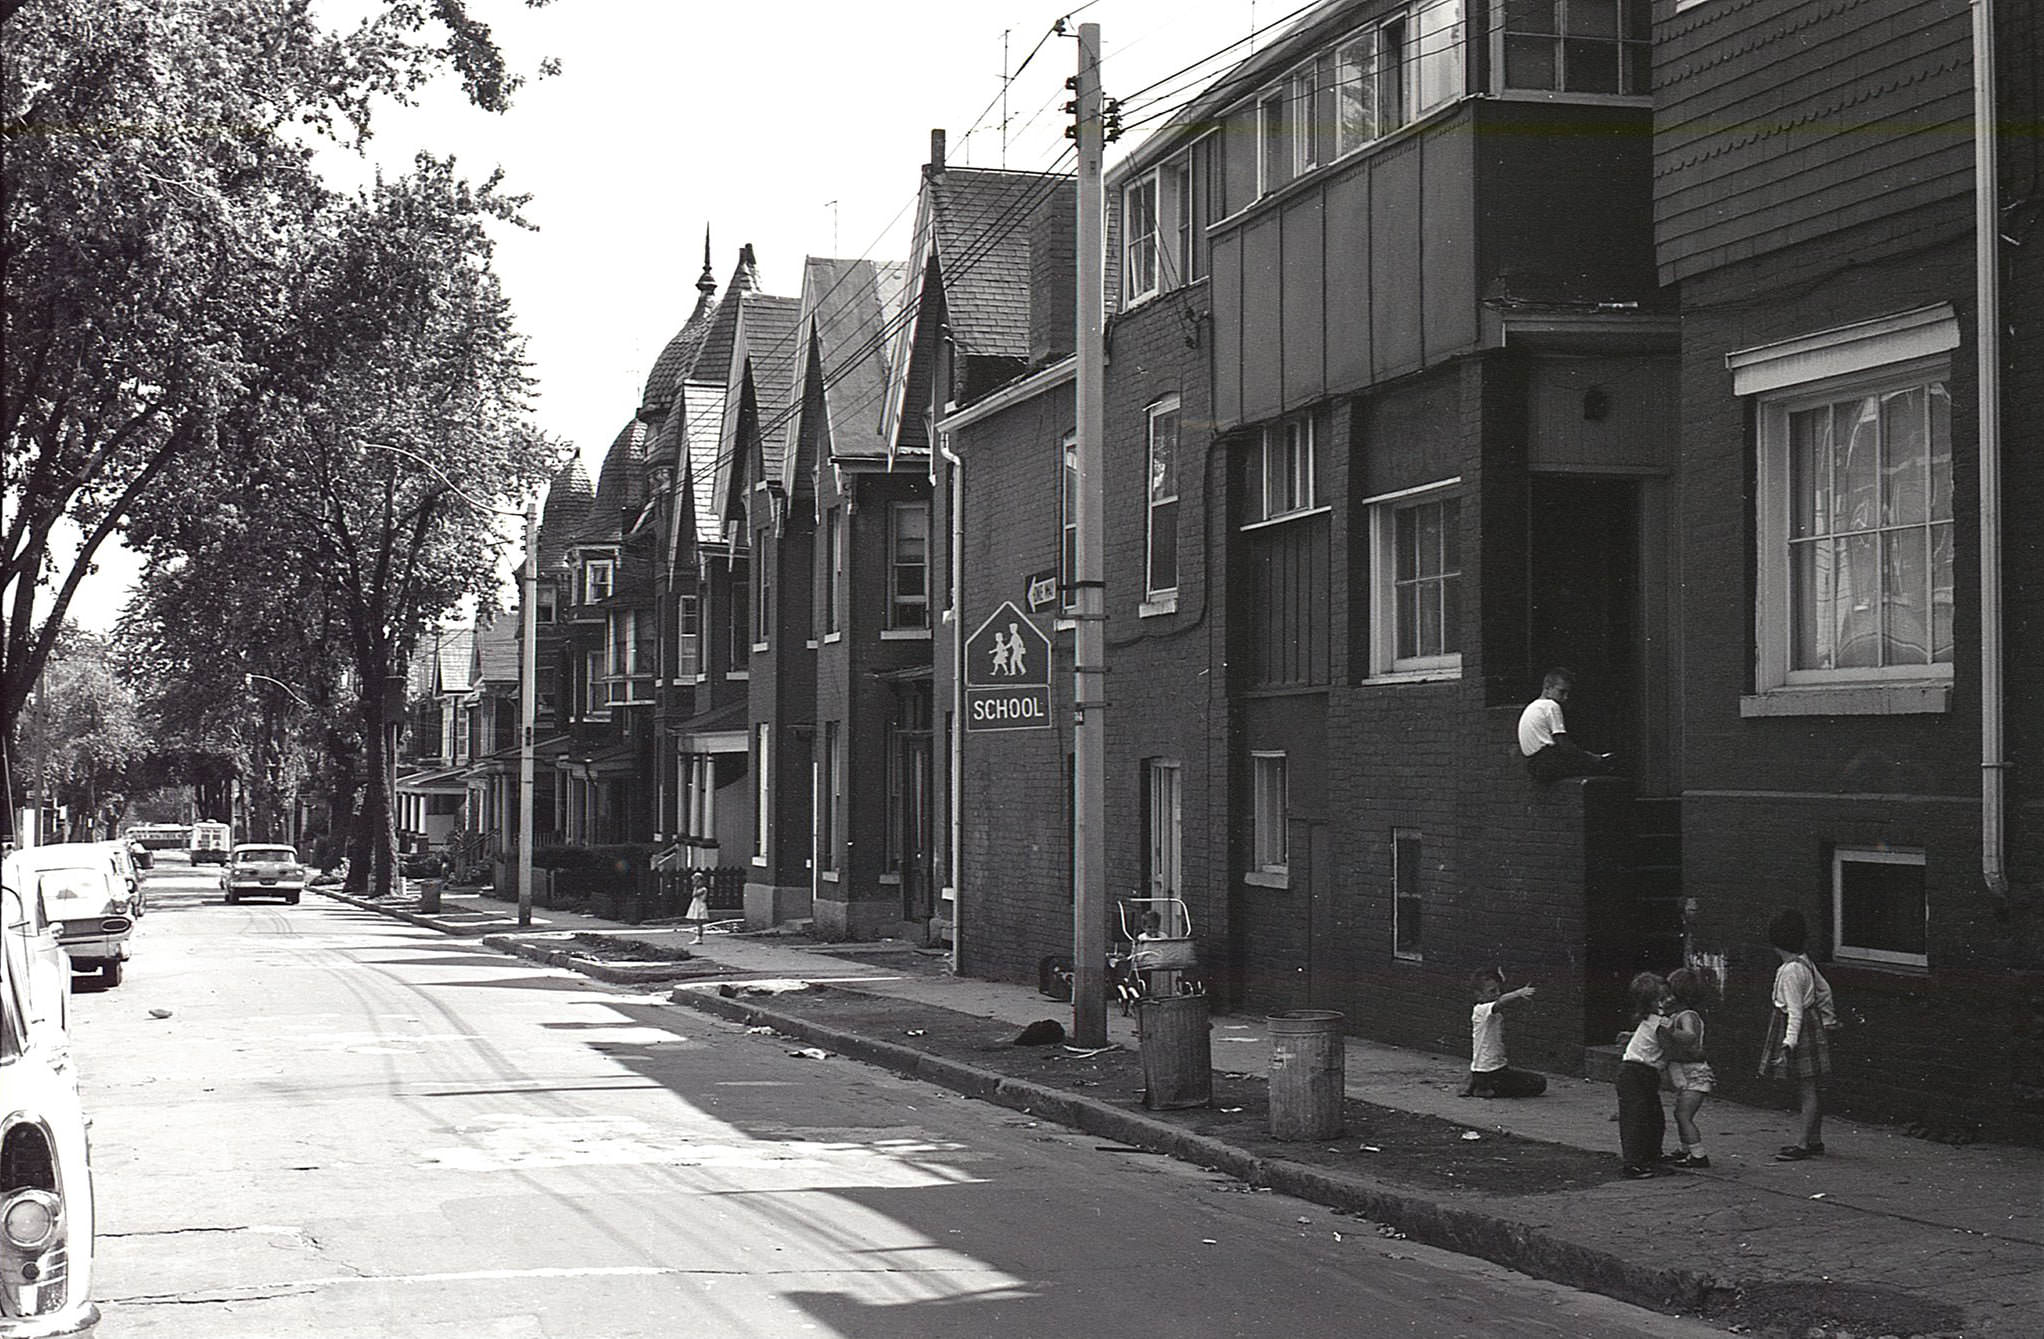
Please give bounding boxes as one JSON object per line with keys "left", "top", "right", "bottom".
{"left": 1758, "top": 909, "right": 1836, "bottom": 1161}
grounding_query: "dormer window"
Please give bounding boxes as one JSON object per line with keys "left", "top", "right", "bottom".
{"left": 583, "top": 558, "right": 614, "bottom": 605}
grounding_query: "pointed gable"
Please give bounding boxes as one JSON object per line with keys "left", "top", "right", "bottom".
{"left": 882, "top": 137, "right": 1067, "bottom": 459}
{"left": 787, "top": 256, "right": 908, "bottom": 479}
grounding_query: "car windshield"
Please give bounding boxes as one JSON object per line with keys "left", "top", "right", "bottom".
{"left": 236, "top": 848, "right": 296, "bottom": 864}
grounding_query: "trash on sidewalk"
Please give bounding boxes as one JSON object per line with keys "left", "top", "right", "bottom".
{"left": 786, "top": 1047, "right": 833, "bottom": 1060}
{"left": 745, "top": 1025, "right": 775, "bottom": 1034}
{"left": 1460, "top": 1131, "right": 1483, "bottom": 1141}
{"left": 148, "top": 1008, "right": 172, "bottom": 1019}
{"left": 1012, "top": 1019, "right": 1066, "bottom": 1046}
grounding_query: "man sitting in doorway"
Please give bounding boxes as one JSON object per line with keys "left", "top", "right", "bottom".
{"left": 1518, "top": 668, "right": 1616, "bottom": 782}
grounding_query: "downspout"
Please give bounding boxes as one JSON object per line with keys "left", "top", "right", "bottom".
{"left": 1972, "top": 0, "right": 2009, "bottom": 899}
{"left": 940, "top": 426, "right": 966, "bottom": 974}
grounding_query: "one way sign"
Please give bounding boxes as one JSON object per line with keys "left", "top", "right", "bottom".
{"left": 965, "top": 601, "right": 1050, "bottom": 732}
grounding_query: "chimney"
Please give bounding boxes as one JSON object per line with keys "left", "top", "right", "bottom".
{"left": 927, "top": 128, "right": 946, "bottom": 180}
{"left": 1029, "top": 179, "right": 1078, "bottom": 368}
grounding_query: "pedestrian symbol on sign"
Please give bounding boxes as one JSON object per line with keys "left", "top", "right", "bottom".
{"left": 989, "top": 623, "right": 1030, "bottom": 678}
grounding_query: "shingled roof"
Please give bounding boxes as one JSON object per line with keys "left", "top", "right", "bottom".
{"left": 536, "top": 458, "right": 594, "bottom": 574}
{"left": 640, "top": 243, "right": 721, "bottom": 422}
{"left": 736, "top": 291, "right": 803, "bottom": 484}
{"left": 882, "top": 151, "right": 1067, "bottom": 456}
{"left": 787, "top": 256, "right": 909, "bottom": 472}
{"left": 577, "top": 420, "right": 649, "bottom": 545}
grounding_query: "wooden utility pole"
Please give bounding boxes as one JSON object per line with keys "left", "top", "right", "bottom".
{"left": 1070, "top": 21, "right": 1108, "bottom": 1047}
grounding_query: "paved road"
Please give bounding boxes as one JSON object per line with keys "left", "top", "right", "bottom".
{"left": 68, "top": 867, "right": 1728, "bottom": 1338}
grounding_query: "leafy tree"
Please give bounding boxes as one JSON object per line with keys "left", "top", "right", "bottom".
{"left": 0, "top": 0, "right": 547, "bottom": 759}
{"left": 13, "top": 625, "right": 145, "bottom": 838}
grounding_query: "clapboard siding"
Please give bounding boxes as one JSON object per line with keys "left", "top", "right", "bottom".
{"left": 1653, "top": 0, "right": 1974, "bottom": 283}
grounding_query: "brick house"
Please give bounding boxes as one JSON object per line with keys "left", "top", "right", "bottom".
{"left": 762, "top": 256, "right": 912, "bottom": 931}
{"left": 1654, "top": 0, "right": 2042, "bottom": 1140}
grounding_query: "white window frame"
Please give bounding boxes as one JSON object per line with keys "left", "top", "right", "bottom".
{"left": 675, "top": 592, "right": 701, "bottom": 680}
{"left": 1393, "top": 827, "right": 1423, "bottom": 962}
{"left": 818, "top": 720, "right": 841, "bottom": 875}
{"left": 752, "top": 541, "right": 772, "bottom": 651}
{"left": 1495, "top": 0, "right": 1649, "bottom": 100}
{"left": 1123, "top": 170, "right": 1162, "bottom": 305}
{"left": 888, "top": 501, "right": 930, "bottom": 630}
{"left": 1291, "top": 61, "right": 1320, "bottom": 176}
{"left": 1832, "top": 846, "right": 1928, "bottom": 969}
{"left": 1736, "top": 306, "right": 1960, "bottom": 716}
{"left": 753, "top": 724, "right": 770, "bottom": 864}
{"left": 823, "top": 507, "right": 843, "bottom": 637}
{"left": 1367, "top": 480, "right": 1464, "bottom": 678}
{"left": 1258, "top": 415, "right": 1316, "bottom": 521}
{"left": 1249, "top": 751, "right": 1288, "bottom": 886}
{"left": 583, "top": 557, "right": 614, "bottom": 606}
{"left": 1256, "top": 89, "right": 1285, "bottom": 198}
{"left": 582, "top": 650, "right": 607, "bottom": 718}
{"left": 1145, "top": 396, "right": 1182, "bottom": 603}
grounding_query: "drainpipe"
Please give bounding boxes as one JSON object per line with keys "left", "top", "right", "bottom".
{"left": 939, "top": 427, "right": 966, "bottom": 974}
{"left": 1971, "top": 0, "right": 2009, "bottom": 900}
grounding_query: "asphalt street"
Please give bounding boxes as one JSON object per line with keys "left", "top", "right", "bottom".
{"left": 65, "top": 864, "right": 1731, "bottom": 1338}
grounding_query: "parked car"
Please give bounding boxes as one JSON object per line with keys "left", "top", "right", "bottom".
{"left": 3, "top": 848, "right": 132, "bottom": 988}
{"left": 221, "top": 844, "right": 306, "bottom": 905}
{"left": 188, "top": 821, "right": 231, "bottom": 866}
{"left": 0, "top": 870, "right": 102, "bottom": 1336}
{"left": 100, "top": 841, "right": 144, "bottom": 919}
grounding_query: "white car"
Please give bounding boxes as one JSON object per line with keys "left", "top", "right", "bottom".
{"left": 3, "top": 847, "right": 133, "bottom": 988}
{"left": 221, "top": 844, "right": 307, "bottom": 905}
{"left": 1, "top": 870, "right": 101, "bottom": 1336}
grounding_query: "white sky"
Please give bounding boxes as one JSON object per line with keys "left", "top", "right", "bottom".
{"left": 56, "top": 0, "right": 1281, "bottom": 632}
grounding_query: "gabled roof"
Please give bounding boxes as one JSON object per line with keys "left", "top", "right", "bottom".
{"left": 882, "top": 164, "right": 1065, "bottom": 456}
{"left": 433, "top": 629, "right": 475, "bottom": 695}
{"left": 721, "top": 291, "right": 802, "bottom": 502}
{"left": 472, "top": 613, "right": 519, "bottom": 686}
{"left": 786, "top": 257, "right": 910, "bottom": 476}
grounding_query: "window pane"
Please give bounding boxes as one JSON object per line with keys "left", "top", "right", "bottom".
{"left": 1790, "top": 538, "right": 1828, "bottom": 670}
{"left": 1834, "top": 395, "right": 1879, "bottom": 533}
{"left": 1621, "top": 0, "right": 1651, "bottom": 40}
{"left": 1150, "top": 408, "right": 1178, "bottom": 502}
{"left": 1398, "top": 583, "right": 1420, "bottom": 660}
{"left": 1789, "top": 407, "right": 1829, "bottom": 538}
{"left": 1414, "top": 0, "right": 1463, "bottom": 111}
{"left": 1835, "top": 533, "right": 1881, "bottom": 668}
{"left": 1335, "top": 39, "right": 1376, "bottom": 150}
{"left": 1441, "top": 497, "right": 1460, "bottom": 571}
{"left": 1931, "top": 522, "right": 1956, "bottom": 662}
{"left": 1623, "top": 43, "right": 1650, "bottom": 96}
{"left": 1571, "top": 0, "right": 1619, "bottom": 39}
{"left": 1840, "top": 859, "right": 1926, "bottom": 956}
{"left": 1564, "top": 37, "right": 1619, "bottom": 93}
{"left": 1881, "top": 530, "right": 1929, "bottom": 665}
{"left": 1928, "top": 384, "right": 1953, "bottom": 521}
{"left": 1417, "top": 579, "right": 1444, "bottom": 657}
{"left": 1507, "top": 0, "right": 1558, "bottom": 33}
{"left": 1395, "top": 507, "right": 1418, "bottom": 582}
{"left": 1441, "top": 569, "right": 1462, "bottom": 654}
{"left": 1882, "top": 387, "right": 1927, "bottom": 526}
{"left": 1414, "top": 501, "right": 1443, "bottom": 578}
{"left": 1150, "top": 498, "right": 1178, "bottom": 594}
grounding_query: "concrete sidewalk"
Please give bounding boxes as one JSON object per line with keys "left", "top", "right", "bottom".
{"left": 320, "top": 884, "right": 2042, "bottom": 1338}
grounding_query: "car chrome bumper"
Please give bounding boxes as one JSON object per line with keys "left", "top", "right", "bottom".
{"left": 0, "top": 1300, "right": 102, "bottom": 1338}
{"left": 55, "top": 934, "right": 128, "bottom": 963}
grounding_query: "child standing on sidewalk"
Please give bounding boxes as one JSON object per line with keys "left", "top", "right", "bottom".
{"left": 1759, "top": 909, "right": 1835, "bottom": 1161}
{"left": 685, "top": 869, "right": 712, "bottom": 945}
{"left": 1462, "top": 968, "right": 1547, "bottom": 1098}
{"left": 1659, "top": 966, "right": 1717, "bottom": 1168}
{"left": 1616, "top": 971, "right": 1671, "bottom": 1178}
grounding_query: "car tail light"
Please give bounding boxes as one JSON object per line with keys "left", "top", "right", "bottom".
{"left": 2, "top": 1191, "right": 57, "bottom": 1250}
{"left": 98, "top": 918, "right": 132, "bottom": 934}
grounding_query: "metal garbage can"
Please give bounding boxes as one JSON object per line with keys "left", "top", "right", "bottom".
{"left": 1267, "top": 1009, "right": 1345, "bottom": 1139}
{"left": 1137, "top": 993, "right": 1212, "bottom": 1109}
{"left": 418, "top": 878, "right": 443, "bottom": 914}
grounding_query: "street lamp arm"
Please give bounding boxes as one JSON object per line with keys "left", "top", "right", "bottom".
{"left": 244, "top": 671, "right": 312, "bottom": 708}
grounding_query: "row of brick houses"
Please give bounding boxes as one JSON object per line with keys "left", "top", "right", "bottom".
{"left": 395, "top": 0, "right": 2040, "bottom": 1142}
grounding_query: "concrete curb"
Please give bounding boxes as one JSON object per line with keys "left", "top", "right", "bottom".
{"left": 666, "top": 983, "right": 1729, "bottom": 1318}
{"left": 478, "top": 934, "right": 713, "bottom": 986}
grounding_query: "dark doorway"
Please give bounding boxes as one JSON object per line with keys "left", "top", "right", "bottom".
{"left": 1527, "top": 477, "right": 1640, "bottom": 762}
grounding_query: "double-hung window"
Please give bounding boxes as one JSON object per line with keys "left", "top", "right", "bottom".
{"left": 1257, "top": 415, "right": 1316, "bottom": 521}
{"left": 1735, "top": 305, "right": 1959, "bottom": 713}
{"left": 675, "top": 593, "right": 701, "bottom": 679}
{"left": 583, "top": 557, "right": 614, "bottom": 606}
{"left": 822, "top": 508, "right": 842, "bottom": 636}
{"left": 1146, "top": 397, "right": 1181, "bottom": 602}
{"left": 1249, "top": 752, "right": 1288, "bottom": 885}
{"left": 1257, "top": 89, "right": 1289, "bottom": 197}
{"left": 1501, "top": 0, "right": 1651, "bottom": 98}
{"left": 753, "top": 724, "right": 770, "bottom": 861}
{"left": 1366, "top": 482, "right": 1463, "bottom": 677}
{"left": 818, "top": 721, "right": 841, "bottom": 873}
{"left": 1124, "top": 172, "right": 1161, "bottom": 303}
{"left": 888, "top": 501, "right": 930, "bottom": 630}
{"left": 753, "top": 543, "right": 772, "bottom": 649}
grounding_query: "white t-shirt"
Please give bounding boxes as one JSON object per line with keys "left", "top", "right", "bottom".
{"left": 1518, "top": 696, "right": 1566, "bottom": 756}
{"left": 1470, "top": 1001, "right": 1507, "bottom": 1072}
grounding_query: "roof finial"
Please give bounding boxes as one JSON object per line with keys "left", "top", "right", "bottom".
{"left": 696, "top": 225, "right": 716, "bottom": 299}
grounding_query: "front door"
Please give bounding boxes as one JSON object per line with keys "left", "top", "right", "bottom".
{"left": 1527, "top": 476, "right": 1640, "bottom": 766}
{"left": 1144, "top": 760, "right": 1183, "bottom": 924}
{"left": 895, "top": 684, "right": 935, "bottom": 925}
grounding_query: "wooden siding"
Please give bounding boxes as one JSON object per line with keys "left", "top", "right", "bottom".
{"left": 1653, "top": 0, "right": 1975, "bottom": 284}
{"left": 1245, "top": 514, "right": 1331, "bottom": 688}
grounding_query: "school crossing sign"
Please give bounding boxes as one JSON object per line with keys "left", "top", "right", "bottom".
{"left": 965, "top": 601, "right": 1051, "bottom": 732}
